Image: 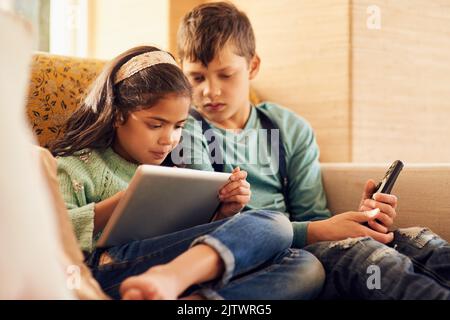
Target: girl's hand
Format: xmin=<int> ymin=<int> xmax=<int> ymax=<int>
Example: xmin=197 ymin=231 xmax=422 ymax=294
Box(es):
xmin=214 ymin=167 xmax=251 ymax=220
xmin=94 ymin=190 xmax=126 ymax=233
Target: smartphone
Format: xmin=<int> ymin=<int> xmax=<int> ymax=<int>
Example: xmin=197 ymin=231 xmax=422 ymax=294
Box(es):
xmin=371 ymin=160 xmax=404 ymax=199
xmin=364 ymin=160 xmax=404 ymax=228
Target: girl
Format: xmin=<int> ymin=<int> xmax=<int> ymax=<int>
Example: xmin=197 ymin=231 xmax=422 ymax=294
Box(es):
xmin=51 ymin=46 xmax=325 ymax=300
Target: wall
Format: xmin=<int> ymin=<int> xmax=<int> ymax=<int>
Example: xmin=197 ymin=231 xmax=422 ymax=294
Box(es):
xmin=88 ymin=0 xmax=169 ymax=59
xmin=168 ymin=0 xmax=204 ymax=56
xmin=352 ymin=0 xmax=450 ymax=163
xmin=231 ymin=0 xmax=450 ymax=163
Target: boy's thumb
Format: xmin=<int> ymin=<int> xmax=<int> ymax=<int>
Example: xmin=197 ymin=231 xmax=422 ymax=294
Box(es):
xmin=362 ymin=179 xmax=377 ymax=199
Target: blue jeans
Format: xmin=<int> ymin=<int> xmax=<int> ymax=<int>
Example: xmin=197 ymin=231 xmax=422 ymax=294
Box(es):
xmin=304 ymin=227 xmax=450 ymax=299
xmin=86 ymin=210 xmax=325 ymax=300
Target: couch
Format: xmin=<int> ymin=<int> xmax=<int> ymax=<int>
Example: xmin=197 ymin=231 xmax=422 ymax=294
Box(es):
xmin=25 ymin=52 xmax=450 ymax=241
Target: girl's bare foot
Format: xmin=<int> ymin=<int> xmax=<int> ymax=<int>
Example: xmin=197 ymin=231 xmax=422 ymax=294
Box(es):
xmin=120 ymin=244 xmax=224 ymax=300
xmin=180 ymin=294 xmax=205 ymax=300
xmin=119 ymin=265 xmax=184 ymax=300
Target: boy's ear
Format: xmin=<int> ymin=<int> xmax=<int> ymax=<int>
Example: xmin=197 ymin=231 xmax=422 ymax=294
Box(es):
xmin=248 ymin=54 xmax=261 ymax=80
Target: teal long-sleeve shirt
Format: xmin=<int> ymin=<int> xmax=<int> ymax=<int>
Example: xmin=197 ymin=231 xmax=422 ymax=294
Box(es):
xmin=179 ymin=102 xmax=331 ymax=248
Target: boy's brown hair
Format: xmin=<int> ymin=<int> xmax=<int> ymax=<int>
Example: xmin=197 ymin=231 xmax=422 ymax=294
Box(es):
xmin=177 ymin=1 xmax=256 ymax=66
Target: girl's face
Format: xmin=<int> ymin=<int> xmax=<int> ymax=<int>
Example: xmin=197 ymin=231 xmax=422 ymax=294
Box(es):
xmin=113 ymin=94 xmax=190 ymax=165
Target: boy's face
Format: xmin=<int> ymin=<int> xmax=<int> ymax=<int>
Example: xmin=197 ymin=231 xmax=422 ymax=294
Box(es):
xmin=113 ymin=94 xmax=190 ymax=165
xmin=182 ymin=43 xmax=260 ymax=128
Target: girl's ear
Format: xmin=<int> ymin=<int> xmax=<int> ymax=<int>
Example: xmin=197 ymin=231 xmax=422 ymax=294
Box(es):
xmin=249 ymin=54 xmax=261 ymax=80
xmin=114 ymin=113 xmax=125 ymax=128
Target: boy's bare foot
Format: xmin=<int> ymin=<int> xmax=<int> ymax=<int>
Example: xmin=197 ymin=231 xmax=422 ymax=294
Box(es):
xmin=120 ymin=265 xmax=184 ymax=300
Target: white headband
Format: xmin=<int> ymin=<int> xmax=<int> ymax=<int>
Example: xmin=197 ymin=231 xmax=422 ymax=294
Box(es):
xmin=114 ymin=51 xmax=178 ymax=85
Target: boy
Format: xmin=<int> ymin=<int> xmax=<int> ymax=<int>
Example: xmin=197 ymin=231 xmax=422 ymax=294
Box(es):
xmin=175 ymin=2 xmax=450 ymax=299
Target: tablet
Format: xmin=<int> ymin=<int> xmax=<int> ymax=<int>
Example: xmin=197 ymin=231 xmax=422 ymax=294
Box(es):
xmin=96 ymin=165 xmax=231 ymax=247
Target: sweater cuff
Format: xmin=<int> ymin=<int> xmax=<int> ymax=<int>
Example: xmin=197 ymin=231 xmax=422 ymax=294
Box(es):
xmin=68 ymin=202 xmax=96 ymax=253
xmin=291 ymin=221 xmax=310 ymax=248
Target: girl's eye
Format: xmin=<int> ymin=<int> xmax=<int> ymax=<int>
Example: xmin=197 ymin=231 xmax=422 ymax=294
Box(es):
xmin=220 ymin=74 xmax=232 ymax=79
xmin=147 ymin=124 xmax=162 ymax=129
xmin=176 ymin=125 xmax=184 ymax=129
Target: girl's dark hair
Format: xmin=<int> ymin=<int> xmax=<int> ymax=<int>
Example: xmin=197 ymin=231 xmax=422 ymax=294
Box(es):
xmin=49 ymin=46 xmax=192 ymax=156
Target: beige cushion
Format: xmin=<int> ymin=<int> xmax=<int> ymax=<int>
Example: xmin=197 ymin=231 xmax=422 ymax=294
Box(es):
xmin=321 ymin=163 xmax=450 ymax=241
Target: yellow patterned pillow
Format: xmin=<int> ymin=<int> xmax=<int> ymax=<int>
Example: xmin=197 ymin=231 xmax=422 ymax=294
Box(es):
xmin=26 ymin=53 xmax=105 ymax=147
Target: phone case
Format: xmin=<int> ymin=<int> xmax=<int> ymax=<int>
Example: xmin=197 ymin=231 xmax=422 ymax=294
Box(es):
xmin=373 ymin=160 xmax=404 ymax=197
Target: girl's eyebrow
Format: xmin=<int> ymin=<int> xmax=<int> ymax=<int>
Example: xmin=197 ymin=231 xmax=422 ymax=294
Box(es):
xmin=146 ymin=116 xmax=187 ymax=123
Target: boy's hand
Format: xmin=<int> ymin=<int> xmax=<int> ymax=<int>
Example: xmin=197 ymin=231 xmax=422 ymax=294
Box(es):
xmin=358 ymin=179 xmax=398 ymax=233
xmin=307 ymin=209 xmax=394 ymax=245
xmin=215 ymin=167 xmax=251 ymax=219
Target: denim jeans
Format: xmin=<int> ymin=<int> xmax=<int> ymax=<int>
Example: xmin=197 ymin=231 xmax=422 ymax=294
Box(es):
xmin=86 ymin=210 xmax=325 ymax=300
xmin=304 ymin=227 xmax=450 ymax=299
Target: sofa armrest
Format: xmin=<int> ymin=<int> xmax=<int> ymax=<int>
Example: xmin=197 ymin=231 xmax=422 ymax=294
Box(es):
xmin=320 ymin=163 xmax=450 ymax=241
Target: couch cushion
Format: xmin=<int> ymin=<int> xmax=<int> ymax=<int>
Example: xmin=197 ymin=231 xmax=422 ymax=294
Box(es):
xmin=26 ymin=53 xmax=105 ymax=147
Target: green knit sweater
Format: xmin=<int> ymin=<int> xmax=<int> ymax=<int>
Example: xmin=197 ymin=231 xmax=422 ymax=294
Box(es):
xmin=57 ymin=147 xmax=138 ymax=252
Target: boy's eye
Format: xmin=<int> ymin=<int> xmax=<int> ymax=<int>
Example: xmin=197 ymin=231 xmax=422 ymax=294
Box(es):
xmin=175 ymin=121 xmax=185 ymax=129
xmin=220 ymin=74 xmax=232 ymax=79
xmin=193 ymin=76 xmax=204 ymax=82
